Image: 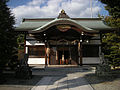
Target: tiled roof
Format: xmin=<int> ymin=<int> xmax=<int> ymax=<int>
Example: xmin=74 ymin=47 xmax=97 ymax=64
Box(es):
xmin=16 ymin=18 xmax=113 ymax=33
xmin=15 ymin=10 xmax=113 ymax=33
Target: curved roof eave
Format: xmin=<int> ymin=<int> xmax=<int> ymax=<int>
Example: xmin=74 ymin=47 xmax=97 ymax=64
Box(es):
xmin=29 ymin=18 xmax=98 ymax=33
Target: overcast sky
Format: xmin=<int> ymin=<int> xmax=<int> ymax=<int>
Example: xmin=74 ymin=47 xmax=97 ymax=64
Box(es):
xmin=7 ymin=0 xmax=109 ymax=26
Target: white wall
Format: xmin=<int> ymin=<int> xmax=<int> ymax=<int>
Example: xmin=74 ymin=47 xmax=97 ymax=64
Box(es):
xmin=28 ymin=58 xmax=45 ymax=64
xmin=28 ymin=57 xmax=100 ymax=65
xmin=26 ymin=40 xmax=45 ymax=45
xmin=83 ymin=57 xmax=100 ymax=64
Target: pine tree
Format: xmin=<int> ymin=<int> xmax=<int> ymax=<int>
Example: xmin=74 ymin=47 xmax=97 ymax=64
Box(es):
xmin=99 ymin=0 xmax=120 ymax=27
xmin=0 ymin=0 xmax=18 ymax=71
xmin=102 ymin=32 xmax=120 ymax=68
xmin=99 ymin=0 xmax=120 ymax=68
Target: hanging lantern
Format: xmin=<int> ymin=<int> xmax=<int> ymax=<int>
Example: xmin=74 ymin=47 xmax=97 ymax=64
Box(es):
xmin=80 ymin=39 xmax=82 ymax=42
xmin=44 ymin=33 xmax=46 ymax=36
xmin=86 ymin=40 xmax=89 ymax=43
xmin=81 ymin=32 xmax=84 ymax=35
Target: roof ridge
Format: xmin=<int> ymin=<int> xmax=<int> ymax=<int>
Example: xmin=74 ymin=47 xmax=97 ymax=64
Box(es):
xmin=22 ymin=18 xmax=102 ymax=22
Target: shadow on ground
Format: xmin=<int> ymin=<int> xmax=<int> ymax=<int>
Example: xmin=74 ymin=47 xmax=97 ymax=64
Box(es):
xmin=1 ymin=66 xmax=120 ymax=90
xmin=31 ymin=66 xmax=95 ymax=90
xmin=84 ymin=72 xmax=120 ymax=85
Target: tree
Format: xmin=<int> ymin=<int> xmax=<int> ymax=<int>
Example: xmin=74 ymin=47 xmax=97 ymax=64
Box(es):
xmin=99 ymin=0 xmax=120 ymax=68
xmin=99 ymin=0 xmax=120 ymax=27
xmin=102 ymin=32 xmax=120 ymax=68
xmin=0 ymin=0 xmax=18 ymax=71
xmin=17 ymin=34 xmax=24 ymax=49
xmin=100 ymin=0 xmax=120 ymax=18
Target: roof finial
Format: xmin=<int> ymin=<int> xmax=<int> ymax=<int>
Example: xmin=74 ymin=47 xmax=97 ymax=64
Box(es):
xmin=61 ymin=9 xmax=65 ymax=14
xmin=57 ymin=9 xmax=70 ymax=18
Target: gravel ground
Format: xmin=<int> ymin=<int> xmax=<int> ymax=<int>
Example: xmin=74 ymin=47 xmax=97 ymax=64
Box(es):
xmin=85 ymin=74 xmax=120 ymax=90
xmin=0 ymin=73 xmax=42 ymax=90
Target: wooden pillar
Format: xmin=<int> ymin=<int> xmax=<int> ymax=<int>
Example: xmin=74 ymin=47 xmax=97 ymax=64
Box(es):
xmin=45 ymin=42 xmax=50 ymax=66
xmin=80 ymin=42 xmax=83 ymax=66
xmin=47 ymin=54 xmax=50 ymax=65
xmin=56 ymin=50 xmax=58 ymax=64
xmin=45 ymin=43 xmax=47 ymax=66
xmin=78 ymin=42 xmax=82 ymax=66
xmin=47 ymin=44 xmax=50 ymax=65
xmin=48 ymin=53 xmax=50 ymax=65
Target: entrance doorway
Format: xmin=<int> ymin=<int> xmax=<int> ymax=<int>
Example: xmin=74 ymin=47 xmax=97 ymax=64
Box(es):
xmin=58 ymin=50 xmax=70 ymax=65
xmin=50 ymin=45 xmax=78 ymax=65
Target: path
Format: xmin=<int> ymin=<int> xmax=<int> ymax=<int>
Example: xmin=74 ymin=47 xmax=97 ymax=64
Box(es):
xmin=31 ymin=66 xmax=94 ymax=90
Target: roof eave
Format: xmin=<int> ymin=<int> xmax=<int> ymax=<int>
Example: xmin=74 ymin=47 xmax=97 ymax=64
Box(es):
xmin=29 ymin=18 xmax=99 ymax=33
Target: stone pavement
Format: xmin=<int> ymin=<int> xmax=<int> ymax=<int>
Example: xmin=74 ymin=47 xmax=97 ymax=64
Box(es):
xmin=31 ymin=66 xmax=94 ymax=90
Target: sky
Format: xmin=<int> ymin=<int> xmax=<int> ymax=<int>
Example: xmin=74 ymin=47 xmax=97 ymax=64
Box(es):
xmin=7 ymin=0 xmax=109 ymax=26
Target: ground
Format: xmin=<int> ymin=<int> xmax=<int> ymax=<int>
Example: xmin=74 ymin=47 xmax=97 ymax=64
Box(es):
xmin=85 ymin=73 xmax=120 ymax=90
xmin=0 ymin=66 xmax=120 ymax=90
xmin=0 ymin=73 xmax=42 ymax=90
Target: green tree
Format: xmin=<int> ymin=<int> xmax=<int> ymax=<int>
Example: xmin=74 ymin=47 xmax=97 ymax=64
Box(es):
xmin=17 ymin=34 xmax=24 ymax=49
xmin=0 ymin=0 xmax=18 ymax=72
xmin=99 ymin=0 xmax=120 ymax=68
xmin=102 ymin=32 xmax=120 ymax=68
xmin=99 ymin=0 xmax=120 ymax=27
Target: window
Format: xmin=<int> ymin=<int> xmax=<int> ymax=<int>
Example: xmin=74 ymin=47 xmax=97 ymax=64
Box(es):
xmin=28 ymin=46 xmax=45 ymax=58
xmin=82 ymin=45 xmax=99 ymax=57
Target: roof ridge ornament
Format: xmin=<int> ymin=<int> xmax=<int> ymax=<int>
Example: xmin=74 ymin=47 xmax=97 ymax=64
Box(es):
xmin=57 ymin=9 xmax=70 ymax=19
xmin=61 ymin=9 xmax=65 ymax=14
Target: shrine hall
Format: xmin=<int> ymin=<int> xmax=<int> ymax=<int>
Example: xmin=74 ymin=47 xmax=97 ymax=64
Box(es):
xmin=16 ymin=10 xmax=114 ymax=66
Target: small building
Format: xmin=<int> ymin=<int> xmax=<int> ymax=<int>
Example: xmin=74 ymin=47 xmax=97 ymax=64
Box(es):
xmin=16 ymin=10 xmax=113 ymax=66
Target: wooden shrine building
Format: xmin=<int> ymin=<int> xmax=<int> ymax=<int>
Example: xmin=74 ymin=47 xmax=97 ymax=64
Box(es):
xmin=16 ymin=10 xmax=114 ymax=66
